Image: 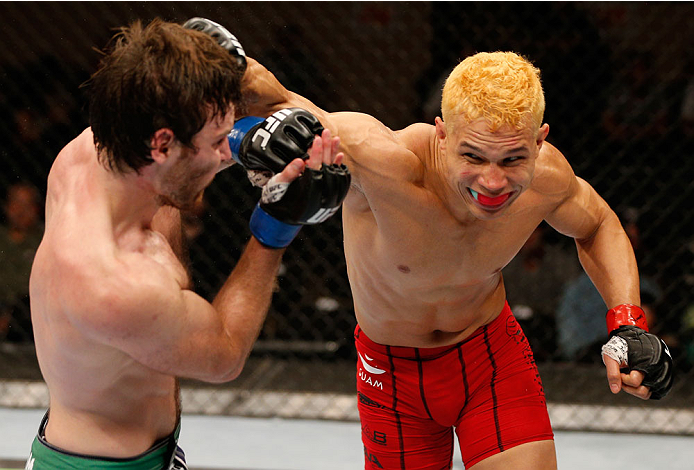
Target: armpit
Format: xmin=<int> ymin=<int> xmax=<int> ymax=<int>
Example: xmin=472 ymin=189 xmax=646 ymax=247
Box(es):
xmin=350 ymin=181 xmax=365 ymax=195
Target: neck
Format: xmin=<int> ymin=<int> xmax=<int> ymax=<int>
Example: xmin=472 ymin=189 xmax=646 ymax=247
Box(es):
xmin=426 ymin=134 xmax=457 ymax=211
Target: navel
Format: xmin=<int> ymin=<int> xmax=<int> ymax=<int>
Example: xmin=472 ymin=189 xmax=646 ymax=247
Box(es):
xmin=397 ymin=264 xmax=411 ymax=274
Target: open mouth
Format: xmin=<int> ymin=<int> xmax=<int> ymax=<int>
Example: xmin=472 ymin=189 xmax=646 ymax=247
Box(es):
xmin=469 ymin=189 xmax=512 ymax=208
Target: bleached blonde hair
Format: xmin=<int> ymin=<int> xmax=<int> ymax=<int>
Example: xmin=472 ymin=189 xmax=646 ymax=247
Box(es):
xmin=441 ymin=51 xmax=545 ymax=134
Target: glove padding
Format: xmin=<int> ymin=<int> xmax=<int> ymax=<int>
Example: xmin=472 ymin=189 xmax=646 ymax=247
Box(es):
xmin=606 ymin=325 xmax=674 ymax=400
xmin=182 ymin=17 xmax=247 ymax=72
xmin=260 ymin=163 xmax=351 ymax=225
xmin=238 ymin=108 xmax=325 ymax=173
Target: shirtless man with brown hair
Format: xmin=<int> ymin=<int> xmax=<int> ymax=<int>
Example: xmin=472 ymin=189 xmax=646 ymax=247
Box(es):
xmin=27 ymin=18 xmax=348 ymax=469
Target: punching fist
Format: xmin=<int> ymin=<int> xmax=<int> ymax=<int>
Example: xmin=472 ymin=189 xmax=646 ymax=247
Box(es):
xmin=256 ymin=163 xmax=350 ymax=221
xmin=228 ymin=108 xmax=325 ymax=176
xmin=228 ymin=109 xmax=350 ymax=248
xmin=249 ymin=137 xmax=350 ymax=248
xmin=601 ymin=304 xmax=674 ymax=400
xmin=183 ymin=17 xmax=247 ymax=72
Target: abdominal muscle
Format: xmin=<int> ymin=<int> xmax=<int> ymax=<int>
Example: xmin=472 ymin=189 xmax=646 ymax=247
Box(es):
xmin=41 ymin=347 xmax=179 ymax=458
xmin=350 ymin=264 xmax=508 ymax=348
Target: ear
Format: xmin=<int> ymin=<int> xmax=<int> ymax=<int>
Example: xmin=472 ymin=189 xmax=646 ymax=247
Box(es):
xmin=536 ymin=123 xmax=550 ymax=150
xmin=150 ymin=128 xmax=176 ymax=164
xmin=435 ymin=117 xmax=447 ymax=151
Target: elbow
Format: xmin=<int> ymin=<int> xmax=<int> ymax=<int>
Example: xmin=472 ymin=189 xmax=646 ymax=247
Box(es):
xmin=574 ymin=212 xmax=613 ymax=246
xmin=206 ymin=369 xmax=242 ymax=384
xmin=219 ymin=362 xmax=245 ymax=383
xmin=205 ymin=351 xmax=248 ymax=384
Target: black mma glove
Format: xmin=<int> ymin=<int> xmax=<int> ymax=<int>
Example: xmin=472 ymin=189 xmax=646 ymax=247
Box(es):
xmin=182 ymin=17 xmax=247 ymax=72
xmin=601 ymin=304 xmax=674 ymax=400
xmin=258 ymin=164 xmax=350 ymax=224
xmin=228 ymin=108 xmax=325 ymax=179
xmin=250 ymin=164 xmax=350 ymax=248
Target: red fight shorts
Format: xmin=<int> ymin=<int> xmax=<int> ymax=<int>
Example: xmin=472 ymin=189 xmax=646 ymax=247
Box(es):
xmin=355 ymin=302 xmax=553 ymax=469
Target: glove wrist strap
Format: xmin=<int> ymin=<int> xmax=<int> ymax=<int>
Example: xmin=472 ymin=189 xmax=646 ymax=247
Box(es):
xmin=606 ymin=304 xmax=649 ymax=333
xmin=249 ymin=204 xmax=301 ymax=249
xmin=228 ymin=116 xmax=264 ymax=164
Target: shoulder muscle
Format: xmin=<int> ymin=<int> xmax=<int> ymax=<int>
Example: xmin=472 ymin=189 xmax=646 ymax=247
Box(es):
xmin=539 ymin=144 xmax=612 ymax=239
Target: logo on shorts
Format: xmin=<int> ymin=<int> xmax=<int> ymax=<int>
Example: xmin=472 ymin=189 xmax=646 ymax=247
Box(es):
xmin=358 ymin=353 xmax=386 ymax=375
xmin=358 ymin=392 xmax=388 ymax=409
xmin=358 ymin=353 xmax=386 ymax=390
xmin=362 ymin=424 xmax=388 ymax=446
xmin=364 ymin=447 xmax=384 ymax=468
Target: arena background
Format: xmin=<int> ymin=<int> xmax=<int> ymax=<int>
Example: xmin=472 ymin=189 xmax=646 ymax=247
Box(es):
xmin=0 ymin=1 xmax=692 ymax=436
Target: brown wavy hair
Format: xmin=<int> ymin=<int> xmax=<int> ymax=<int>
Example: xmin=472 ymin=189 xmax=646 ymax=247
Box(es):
xmin=87 ymin=18 xmax=243 ymax=173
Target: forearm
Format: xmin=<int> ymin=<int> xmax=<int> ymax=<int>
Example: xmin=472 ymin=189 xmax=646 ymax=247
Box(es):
xmin=241 ymin=58 xmax=326 ymax=121
xmin=575 ymin=210 xmax=640 ymax=309
xmin=211 ymin=237 xmax=284 ymax=377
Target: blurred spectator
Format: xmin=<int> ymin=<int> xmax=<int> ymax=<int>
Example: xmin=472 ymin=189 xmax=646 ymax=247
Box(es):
xmin=0 ymin=57 xmax=87 ymax=189
xmin=665 ymin=234 xmax=694 ymax=372
xmin=555 ymin=208 xmax=667 ymax=362
xmin=502 ymin=224 xmax=582 ymax=360
xmin=0 ymin=182 xmax=43 ymax=343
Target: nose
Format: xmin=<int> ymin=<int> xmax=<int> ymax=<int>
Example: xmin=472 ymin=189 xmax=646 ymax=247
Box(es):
xmin=219 ymin=136 xmax=232 ymax=163
xmin=479 ymin=163 xmax=507 ymax=191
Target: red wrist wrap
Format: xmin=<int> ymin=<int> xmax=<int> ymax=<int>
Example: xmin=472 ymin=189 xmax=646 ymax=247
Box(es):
xmin=606 ymin=304 xmax=649 ymax=333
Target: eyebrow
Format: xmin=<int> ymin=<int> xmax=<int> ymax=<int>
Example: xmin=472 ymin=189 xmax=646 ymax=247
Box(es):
xmin=214 ymin=128 xmax=232 ymax=140
xmin=459 ymin=141 xmax=530 ymax=155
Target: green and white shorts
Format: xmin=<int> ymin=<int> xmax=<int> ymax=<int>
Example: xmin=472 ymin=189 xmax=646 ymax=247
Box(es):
xmin=26 ymin=412 xmax=187 ymax=470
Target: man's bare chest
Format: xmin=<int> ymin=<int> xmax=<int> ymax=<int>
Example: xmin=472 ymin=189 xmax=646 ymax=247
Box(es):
xmin=347 ymin=193 xmax=544 ymax=287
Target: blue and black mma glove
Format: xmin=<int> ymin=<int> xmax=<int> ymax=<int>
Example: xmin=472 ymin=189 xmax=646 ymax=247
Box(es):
xmin=228 ymin=107 xmax=325 ymax=183
xmin=601 ymin=304 xmax=674 ymax=399
xmin=228 ymin=109 xmax=351 ymax=249
xmin=183 ymin=17 xmax=247 ymax=71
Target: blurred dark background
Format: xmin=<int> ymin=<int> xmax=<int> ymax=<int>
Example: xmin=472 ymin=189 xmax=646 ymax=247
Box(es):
xmin=0 ymin=2 xmax=692 ymax=431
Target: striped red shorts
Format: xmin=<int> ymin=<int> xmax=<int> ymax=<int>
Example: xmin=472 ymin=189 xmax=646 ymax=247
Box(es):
xmin=355 ymin=302 xmax=553 ymax=469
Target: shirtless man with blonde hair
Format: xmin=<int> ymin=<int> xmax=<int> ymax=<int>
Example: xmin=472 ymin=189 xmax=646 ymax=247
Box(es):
xmin=27 ymin=18 xmax=348 ymax=469
xmin=197 ymin=18 xmax=672 ymax=469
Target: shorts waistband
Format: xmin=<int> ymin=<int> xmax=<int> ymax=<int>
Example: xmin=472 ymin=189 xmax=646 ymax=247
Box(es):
xmin=30 ymin=410 xmax=180 ymax=469
xmin=354 ymin=302 xmax=512 ymax=360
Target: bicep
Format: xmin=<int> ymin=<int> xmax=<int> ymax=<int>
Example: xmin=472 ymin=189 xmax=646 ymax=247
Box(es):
xmin=74 ymin=261 xmax=235 ymax=381
xmin=329 ymin=112 xmax=407 ymax=184
xmin=120 ymin=288 xmax=232 ymax=379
